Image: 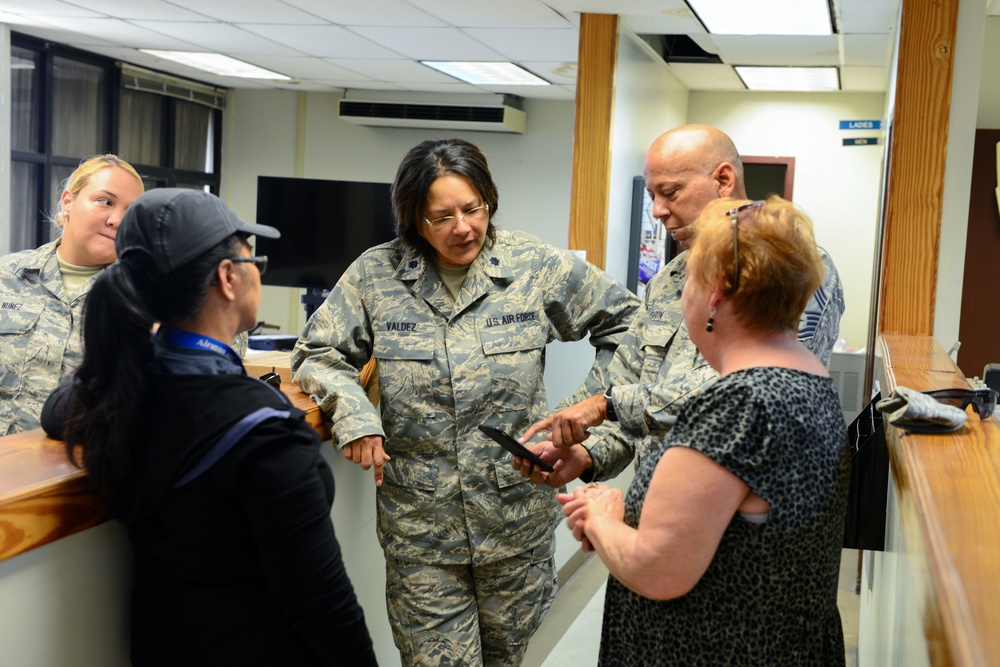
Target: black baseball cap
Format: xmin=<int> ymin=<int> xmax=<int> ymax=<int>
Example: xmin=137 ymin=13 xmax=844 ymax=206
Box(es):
xmin=116 ymin=188 xmax=280 ymax=274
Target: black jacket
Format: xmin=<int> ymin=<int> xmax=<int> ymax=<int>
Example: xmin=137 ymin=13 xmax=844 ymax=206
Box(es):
xmin=46 ymin=368 xmax=377 ymax=666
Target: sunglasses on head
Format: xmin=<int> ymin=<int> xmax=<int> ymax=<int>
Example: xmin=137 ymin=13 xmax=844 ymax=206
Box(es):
xmin=726 ymin=200 xmax=765 ymax=293
xmin=922 ymin=387 xmax=998 ymax=420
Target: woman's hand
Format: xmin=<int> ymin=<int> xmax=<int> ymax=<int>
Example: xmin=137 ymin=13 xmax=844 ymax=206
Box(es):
xmin=342 ymin=435 xmax=390 ymax=486
xmin=519 ymin=394 xmax=609 ymax=449
xmin=556 ymin=484 xmax=624 ymax=551
xmin=513 ymin=442 xmax=594 ymax=488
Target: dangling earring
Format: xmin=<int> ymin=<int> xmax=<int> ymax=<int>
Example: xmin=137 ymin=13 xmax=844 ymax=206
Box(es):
xmin=706 ymin=305 xmax=717 ymax=333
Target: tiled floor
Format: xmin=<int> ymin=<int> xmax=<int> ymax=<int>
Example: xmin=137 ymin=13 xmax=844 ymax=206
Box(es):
xmin=526 ymin=548 xmax=862 ymax=666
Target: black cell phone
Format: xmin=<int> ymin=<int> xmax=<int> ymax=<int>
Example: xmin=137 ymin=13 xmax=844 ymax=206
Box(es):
xmin=478 ymin=425 xmax=554 ymax=473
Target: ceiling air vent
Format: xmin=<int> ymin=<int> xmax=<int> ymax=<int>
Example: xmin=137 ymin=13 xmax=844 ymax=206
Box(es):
xmin=338 ymin=94 xmax=526 ymax=134
xmin=639 ymin=34 xmax=723 ymax=64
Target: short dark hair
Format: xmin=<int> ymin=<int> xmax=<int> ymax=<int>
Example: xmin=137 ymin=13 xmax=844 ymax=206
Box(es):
xmin=391 ymin=138 xmax=498 ymax=253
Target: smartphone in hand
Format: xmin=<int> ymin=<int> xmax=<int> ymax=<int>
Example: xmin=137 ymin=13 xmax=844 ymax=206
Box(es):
xmin=478 ymin=425 xmax=554 ymax=473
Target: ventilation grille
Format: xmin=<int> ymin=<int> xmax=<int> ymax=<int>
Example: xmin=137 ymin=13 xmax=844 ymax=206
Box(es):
xmin=338 ymin=98 xmax=526 ymax=133
xmin=340 ymin=101 xmax=506 ymax=124
xmin=828 ymin=352 xmax=867 ymax=424
xmin=119 ymin=63 xmax=227 ymax=110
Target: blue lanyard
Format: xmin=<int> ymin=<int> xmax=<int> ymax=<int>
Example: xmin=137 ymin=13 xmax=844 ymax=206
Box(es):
xmin=158 ymin=329 xmax=242 ymax=367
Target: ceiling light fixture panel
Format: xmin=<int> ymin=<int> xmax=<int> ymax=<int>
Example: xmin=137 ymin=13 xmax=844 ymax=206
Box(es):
xmin=421 ymin=61 xmax=550 ymax=86
xmin=141 ymin=50 xmax=290 ymax=80
xmin=735 ymin=66 xmax=840 ymax=91
xmin=686 ymin=0 xmax=834 ymax=35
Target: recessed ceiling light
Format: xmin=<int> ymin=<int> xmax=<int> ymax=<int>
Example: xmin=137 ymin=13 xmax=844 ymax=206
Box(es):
xmin=735 ymin=66 xmax=840 ymax=91
xmin=140 ymin=50 xmax=290 ymax=80
xmin=421 ymin=61 xmax=549 ymax=86
xmin=687 ymin=0 xmax=833 ymax=35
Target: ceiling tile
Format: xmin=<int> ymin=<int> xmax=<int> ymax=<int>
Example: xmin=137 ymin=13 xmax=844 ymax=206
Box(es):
xmin=1 ymin=0 xmax=103 ymax=17
xmin=712 ymin=35 xmax=840 ymax=66
xmin=129 ymin=21 xmax=302 ymax=56
xmin=408 ymin=0 xmax=570 ymax=28
xmin=348 ymin=26 xmax=506 ymax=61
xmin=545 ymin=0 xmax=692 ymax=19
xmin=153 ymin=0 xmax=328 ymax=24
xmin=463 ymin=28 xmax=579 ymax=62
xmin=282 ymin=0 xmax=445 ymax=27
xmin=520 ymin=61 xmax=578 ymax=85
xmin=238 ymin=56 xmax=375 ymax=82
xmin=237 ymin=24 xmax=401 ymax=59
xmin=25 ymin=16 xmax=209 ymax=50
xmin=48 ymin=0 xmax=208 ymax=21
xmin=622 ymin=0 xmax=708 ymax=35
xmin=345 ymin=81 xmax=484 ymax=95
xmin=838 ymin=0 xmax=900 ymax=33
xmin=326 ymin=59 xmax=459 ymax=83
xmin=842 ymin=33 xmax=892 ymax=67
xmin=478 ymin=83 xmax=575 ymax=100
xmin=5 ymin=23 xmax=120 ymax=47
xmin=666 ymin=62 xmax=745 ymax=90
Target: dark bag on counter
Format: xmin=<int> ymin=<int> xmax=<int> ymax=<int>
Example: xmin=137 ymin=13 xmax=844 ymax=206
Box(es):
xmin=842 ymin=391 xmax=889 ymax=551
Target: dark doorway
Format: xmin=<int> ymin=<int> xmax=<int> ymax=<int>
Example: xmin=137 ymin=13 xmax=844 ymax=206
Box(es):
xmin=743 ymin=156 xmax=795 ymax=200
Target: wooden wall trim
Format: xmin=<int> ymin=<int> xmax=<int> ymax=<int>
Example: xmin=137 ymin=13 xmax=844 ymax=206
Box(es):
xmin=878 ymin=0 xmax=959 ymax=334
xmin=568 ymin=13 xmax=618 ymax=270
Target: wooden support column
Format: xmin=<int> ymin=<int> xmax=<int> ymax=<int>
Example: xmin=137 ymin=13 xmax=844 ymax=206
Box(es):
xmin=568 ymin=13 xmax=618 ymax=269
xmin=878 ymin=0 xmax=959 ymax=334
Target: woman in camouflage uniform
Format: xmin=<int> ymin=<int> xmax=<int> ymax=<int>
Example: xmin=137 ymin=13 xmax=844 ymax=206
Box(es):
xmin=292 ymin=138 xmax=639 ymax=666
xmin=0 ymin=154 xmax=143 ymax=435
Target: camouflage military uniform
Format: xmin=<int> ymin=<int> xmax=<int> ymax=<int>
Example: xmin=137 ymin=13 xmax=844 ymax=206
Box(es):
xmin=292 ymin=229 xmax=638 ymax=666
xmin=0 ymin=241 xmax=100 ymax=436
xmin=588 ymin=247 xmax=846 ymax=479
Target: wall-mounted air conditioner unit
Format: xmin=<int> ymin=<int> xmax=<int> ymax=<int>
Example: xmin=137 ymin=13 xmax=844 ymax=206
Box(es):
xmin=828 ymin=351 xmax=867 ymax=425
xmin=338 ymin=92 xmax=526 ymax=134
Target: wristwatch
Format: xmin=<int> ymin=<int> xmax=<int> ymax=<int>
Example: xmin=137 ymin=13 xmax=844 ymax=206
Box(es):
xmin=604 ymin=386 xmax=619 ymax=422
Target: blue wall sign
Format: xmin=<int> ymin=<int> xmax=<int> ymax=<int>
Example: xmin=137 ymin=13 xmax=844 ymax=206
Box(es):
xmin=840 ymin=120 xmax=883 ymax=130
xmin=843 ymin=137 xmax=881 ymax=146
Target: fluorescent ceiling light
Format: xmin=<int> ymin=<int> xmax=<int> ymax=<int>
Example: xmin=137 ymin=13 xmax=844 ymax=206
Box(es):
xmin=687 ymin=0 xmax=833 ymax=35
xmin=421 ymin=61 xmax=549 ymax=86
xmin=736 ymin=66 xmax=840 ymax=92
xmin=140 ymin=50 xmax=290 ymax=80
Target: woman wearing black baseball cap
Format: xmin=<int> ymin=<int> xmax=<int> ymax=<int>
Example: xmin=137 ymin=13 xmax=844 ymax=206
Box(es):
xmin=43 ymin=189 xmax=376 ymax=666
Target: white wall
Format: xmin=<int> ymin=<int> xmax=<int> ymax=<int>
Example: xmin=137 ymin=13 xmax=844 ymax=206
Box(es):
xmin=0 ymin=523 xmax=132 ymax=666
xmin=687 ymin=92 xmax=887 ymax=351
xmin=603 ymin=26 xmax=689 ymax=286
xmin=933 ymin=0 xmax=984 ymax=353
xmin=977 ymin=18 xmax=1000 ymax=129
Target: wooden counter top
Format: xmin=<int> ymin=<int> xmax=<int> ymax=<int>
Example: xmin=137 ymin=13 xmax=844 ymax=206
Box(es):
xmin=0 ymin=383 xmax=330 ymax=563
xmin=877 ymin=333 xmax=1000 ymax=666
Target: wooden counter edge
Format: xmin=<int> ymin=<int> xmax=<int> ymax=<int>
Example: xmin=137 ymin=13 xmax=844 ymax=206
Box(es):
xmin=0 ymin=382 xmax=332 ymax=563
xmin=876 ymin=334 xmax=995 ymax=666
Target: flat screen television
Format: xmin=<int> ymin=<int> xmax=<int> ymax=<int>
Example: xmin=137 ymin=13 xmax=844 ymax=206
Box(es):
xmin=254 ymin=176 xmax=397 ymax=290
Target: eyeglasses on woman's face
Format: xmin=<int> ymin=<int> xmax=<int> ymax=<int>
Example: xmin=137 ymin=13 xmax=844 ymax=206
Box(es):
xmin=726 ymin=200 xmax=765 ymax=293
xmin=230 ymin=256 xmax=268 ymax=276
xmin=422 ymin=204 xmax=489 ymax=233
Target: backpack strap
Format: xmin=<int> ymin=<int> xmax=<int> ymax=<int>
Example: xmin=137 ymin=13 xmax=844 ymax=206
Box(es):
xmin=173 ymin=406 xmax=290 ymax=489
